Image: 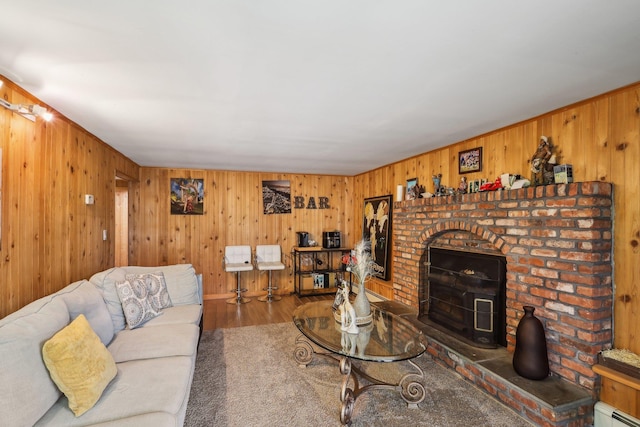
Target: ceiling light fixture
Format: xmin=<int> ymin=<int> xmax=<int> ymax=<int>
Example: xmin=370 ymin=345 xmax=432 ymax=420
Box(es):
xmin=0 ymin=97 xmax=53 ymax=122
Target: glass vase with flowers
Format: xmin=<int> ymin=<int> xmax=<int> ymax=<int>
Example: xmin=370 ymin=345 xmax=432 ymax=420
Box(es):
xmin=341 ymin=239 xmax=375 ymax=321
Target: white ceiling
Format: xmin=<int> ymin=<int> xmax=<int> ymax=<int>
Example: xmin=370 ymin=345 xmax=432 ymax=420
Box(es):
xmin=1 ymin=1 xmax=639 ymax=175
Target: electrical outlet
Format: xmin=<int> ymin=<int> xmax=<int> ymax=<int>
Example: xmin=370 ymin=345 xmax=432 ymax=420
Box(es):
xmin=85 ymin=194 xmax=95 ymax=205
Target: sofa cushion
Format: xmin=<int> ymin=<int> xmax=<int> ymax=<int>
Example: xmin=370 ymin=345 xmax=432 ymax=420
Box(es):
xmin=125 ymin=272 xmax=173 ymax=311
xmin=143 ymin=304 xmax=202 ymax=327
xmin=115 ymin=277 xmax=162 ymax=329
xmin=107 ymin=323 xmax=199 ymax=363
xmin=0 ymin=297 xmax=70 ymax=427
xmin=90 ymin=267 xmax=129 ymax=332
xmin=35 ymin=356 xmax=195 ymax=427
xmin=58 ymin=280 xmax=115 ymax=345
xmin=65 ymin=412 xmax=180 ymax=426
xmin=42 ymin=314 xmax=118 ymax=417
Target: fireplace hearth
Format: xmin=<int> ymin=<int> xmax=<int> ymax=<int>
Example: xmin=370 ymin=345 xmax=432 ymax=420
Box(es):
xmin=420 ymin=247 xmax=506 ymax=348
xmin=392 ymin=182 xmax=613 ymax=426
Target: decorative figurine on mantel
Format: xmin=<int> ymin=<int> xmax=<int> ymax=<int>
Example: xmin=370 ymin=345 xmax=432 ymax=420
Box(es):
xmin=432 ymin=174 xmax=442 ymax=194
xmin=530 ymin=136 xmax=557 ymax=185
xmin=458 ymin=176 xmax=468 ymax=194
xmin=408 ymin=183 xmax=426 ymax=199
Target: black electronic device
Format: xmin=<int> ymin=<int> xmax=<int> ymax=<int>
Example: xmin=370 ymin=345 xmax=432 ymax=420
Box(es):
xmin=322 ymin=231 xmax=341 ymax=249
xmin=296 ymin=231 xmax=309 ymax=247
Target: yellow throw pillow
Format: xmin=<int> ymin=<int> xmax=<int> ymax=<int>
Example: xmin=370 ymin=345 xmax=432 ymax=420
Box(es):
xmin=42 ymin=314 xmax=117 ymax=417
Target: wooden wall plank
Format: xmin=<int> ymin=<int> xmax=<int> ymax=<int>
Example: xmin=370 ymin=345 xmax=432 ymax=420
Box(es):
xmin=608 ymin=88 xmax=640 ymax=351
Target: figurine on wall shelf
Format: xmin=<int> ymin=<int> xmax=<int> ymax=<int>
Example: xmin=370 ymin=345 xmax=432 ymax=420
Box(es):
xmin=458 ymin=176 xmax=468 ymax=194
xmin=432 ymin=174 xmax=442 ymax=194
xmin=530 ymin=136 xmax=557 ymax=185
xmin=479 ymin=177 xmax=503 ymax=192
xmin=408 ymin=183 xmax=426 ymax=199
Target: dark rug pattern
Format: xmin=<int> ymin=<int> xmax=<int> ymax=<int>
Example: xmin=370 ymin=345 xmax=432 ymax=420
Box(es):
xmin=184 ymin=322 xmax=532 ymax=426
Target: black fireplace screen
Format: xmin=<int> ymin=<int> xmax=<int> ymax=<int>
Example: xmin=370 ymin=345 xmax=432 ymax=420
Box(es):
xmin=419 ymin=247 xmax=507 ymax=348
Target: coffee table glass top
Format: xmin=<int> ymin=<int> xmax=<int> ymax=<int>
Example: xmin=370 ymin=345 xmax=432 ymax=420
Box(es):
xmin=293 ymin=300 xmax=427 ymax=362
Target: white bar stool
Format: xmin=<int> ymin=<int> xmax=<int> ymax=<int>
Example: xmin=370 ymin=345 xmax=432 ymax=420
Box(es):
xmin=224 ymin=245 xmax=253 ymax=304
xmin=255 ymin=245 xmax=285 ymax=302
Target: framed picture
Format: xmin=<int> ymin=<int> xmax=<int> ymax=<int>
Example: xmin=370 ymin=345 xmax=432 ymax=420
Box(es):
xmin=406 ymin=177 xmax=418 ymax=200
xmin=362 ymin=195 xmax=392 ymax=280
xmin=459 ymin=147 xmax=483 ymax=174
xmin=262 ymin=180 xmax=291 ymax=214
xmin=170 ymin=178 xmax=204 ymax=215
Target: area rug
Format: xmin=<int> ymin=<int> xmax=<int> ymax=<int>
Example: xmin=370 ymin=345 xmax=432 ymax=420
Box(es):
xmin=184 ymin=322 xmax=532 ymax=426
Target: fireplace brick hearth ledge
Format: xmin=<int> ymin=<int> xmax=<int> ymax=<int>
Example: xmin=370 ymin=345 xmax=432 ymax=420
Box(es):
xmin=391 ymin=182 xmax=613 ymax=426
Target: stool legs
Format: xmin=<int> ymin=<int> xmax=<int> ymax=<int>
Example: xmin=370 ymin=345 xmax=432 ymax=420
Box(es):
xmin=258 ymin=270 xmax=281 ymax=302
xmin=227 ymin=271 xmax=251 ymax=304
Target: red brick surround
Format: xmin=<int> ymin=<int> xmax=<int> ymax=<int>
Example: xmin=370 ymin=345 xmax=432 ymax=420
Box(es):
xmin=392 ymin=182 xmax=613 ymax=392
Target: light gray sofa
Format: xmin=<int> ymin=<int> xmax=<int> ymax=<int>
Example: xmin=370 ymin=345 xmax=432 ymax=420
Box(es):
xmin=0 ymin=264 xmax=203 ymax=427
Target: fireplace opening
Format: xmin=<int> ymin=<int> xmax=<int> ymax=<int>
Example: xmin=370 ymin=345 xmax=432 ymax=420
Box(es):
xmin=419 ymin=247 xmax=507 ymax=348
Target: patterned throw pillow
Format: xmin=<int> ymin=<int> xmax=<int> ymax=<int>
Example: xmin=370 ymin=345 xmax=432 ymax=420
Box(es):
xmin=125 ymin=272 xmax=173 ymax=312
xmin=115 ymin=277 xmax=161 ymax=329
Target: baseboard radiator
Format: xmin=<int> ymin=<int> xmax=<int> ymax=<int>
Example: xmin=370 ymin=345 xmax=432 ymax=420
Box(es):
xmin=595 ymin=402 xmax=640 ymax=427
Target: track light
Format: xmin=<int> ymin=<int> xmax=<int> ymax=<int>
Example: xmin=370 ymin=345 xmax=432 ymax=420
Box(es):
xmin=0 ymin=97 xmax=52 ymax=122
xmin=0 ymin=80 xmax=52 ymax=122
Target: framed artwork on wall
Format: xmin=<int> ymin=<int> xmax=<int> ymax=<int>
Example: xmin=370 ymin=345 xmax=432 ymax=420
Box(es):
xmin=170 ymin=178 xmax=204 ymax=215
xmin=262 ymin=180 xmax=291 ymax=214
xmin=459 ymin=147 xmax=483 ymax=174
xmin=362 ymin=194 xmax=392 ymax=280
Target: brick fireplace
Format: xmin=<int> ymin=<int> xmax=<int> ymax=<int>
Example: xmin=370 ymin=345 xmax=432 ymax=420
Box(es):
xmin=392 ymin=182 xmax=613 ymax=426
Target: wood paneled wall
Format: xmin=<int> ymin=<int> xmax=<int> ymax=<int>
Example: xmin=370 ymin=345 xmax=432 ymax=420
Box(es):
xmin=352 ymin=82 xmax=640 ymax=354
xmin=0 ymin=77 xmax=139 ymax=318
xmin=131 ymin=169 xmax=354 ymax=298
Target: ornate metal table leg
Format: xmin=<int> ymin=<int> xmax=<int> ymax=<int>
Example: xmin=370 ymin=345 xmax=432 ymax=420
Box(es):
xmin=399 ymin=358 xmax=427 ymax=408
xmin=339 ymin=357 xmax=357 ymax=425
xmin=293 ymin=334 xmax=314 ymax=367
xmin=338 ymin=355 xmax=426 ymax=424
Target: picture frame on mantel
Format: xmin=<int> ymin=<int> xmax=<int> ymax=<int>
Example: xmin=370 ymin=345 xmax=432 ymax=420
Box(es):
xmin=405 ymin=177 xmax=418 ymax=200
xmin=459 ymin=147 xmax=483 ymax=174
xmin=362 ymin=195 xmax=392 ymax=281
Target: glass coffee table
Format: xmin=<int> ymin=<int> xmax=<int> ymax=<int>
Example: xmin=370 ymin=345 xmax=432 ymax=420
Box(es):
xmin=293 ymin=300 xmax=427 ymax=425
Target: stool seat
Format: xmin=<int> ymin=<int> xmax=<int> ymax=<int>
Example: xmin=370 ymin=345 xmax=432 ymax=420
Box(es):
xmin=225 ymin=245 xmax=253 ymax=304
xmin=226 ymin=262 xmax=254 ymax=272
xmin=255 ymin=245 xmax=284 ymax=302
xmin=256 ymin=262 xmax=285 ymax=271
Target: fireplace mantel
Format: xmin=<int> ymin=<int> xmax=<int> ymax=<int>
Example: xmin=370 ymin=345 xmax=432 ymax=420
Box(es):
xmin=392 ymin=182 xmax=613 ymax=397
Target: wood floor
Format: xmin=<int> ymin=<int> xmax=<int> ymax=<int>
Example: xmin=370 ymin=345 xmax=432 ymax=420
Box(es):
xmin=202 ymin=294 xmax=333 ymax=330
